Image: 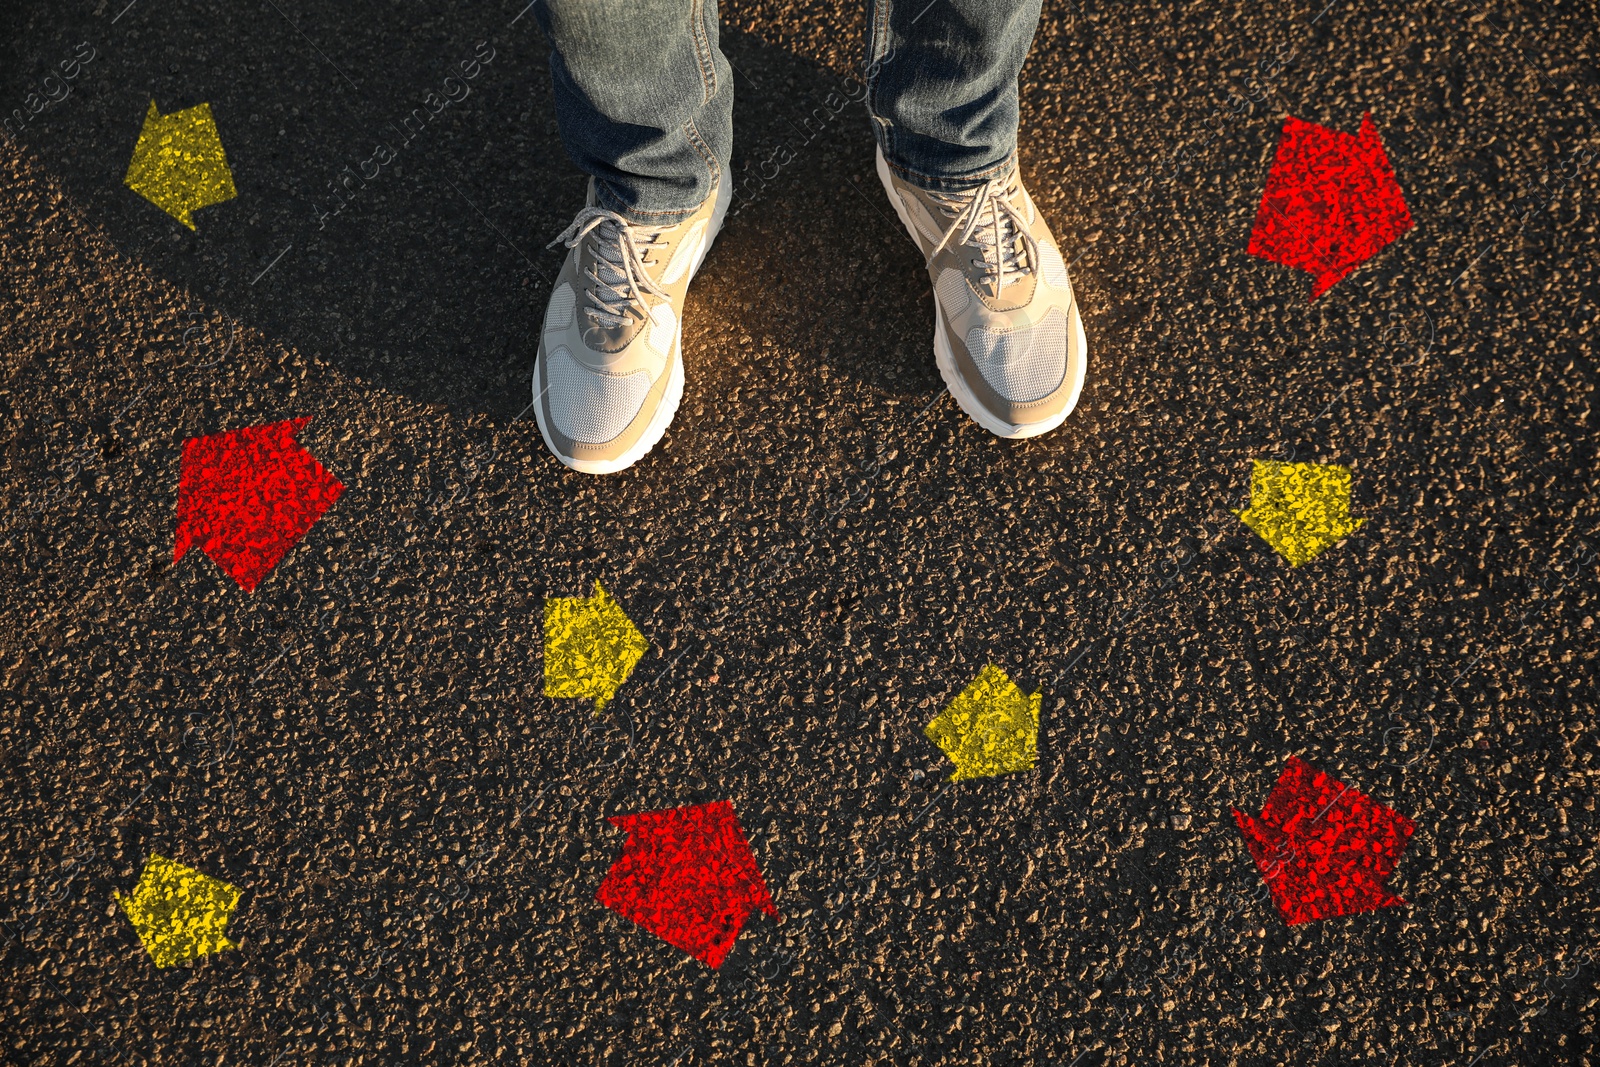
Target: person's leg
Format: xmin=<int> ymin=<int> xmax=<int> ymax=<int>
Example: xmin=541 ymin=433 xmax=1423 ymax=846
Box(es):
xmin=864 ymin=0 xmax=1089 ymax=439
xmin=863 ymin=0 xmax=1042 ymax=191
xmin=531 ymin=0 xmax=737 ymax=474
xmin=536 ymin=0 xmax=733 ymax=223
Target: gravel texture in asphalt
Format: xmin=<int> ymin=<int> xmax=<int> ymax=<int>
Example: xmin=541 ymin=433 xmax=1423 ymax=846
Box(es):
xmin=3 ymin=1 xmax=1599 ymax=1064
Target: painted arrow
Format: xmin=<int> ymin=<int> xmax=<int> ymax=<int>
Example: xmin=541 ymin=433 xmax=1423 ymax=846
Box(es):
xmin=596 ymin=800 xmax=778 ymax=968
xmin=1233 ymin=459 xmax=1365 ymax=567
xmin=173 ymin=417 xmax=344 ymax=592
xmin=924 ymin=664 xmax=1040 ymax=782
xmin=544 ymin=580 xmax=648 ymax=713
xmin=1247 ymin=112 xmax=1412 ymax=300
xmin=117 ymin=854 xmax=241 ymax=967
xmin=1232 ymin=756 xmax=1415 ymax=925
xmin=125 ymin=100 xmax=237 ymax=231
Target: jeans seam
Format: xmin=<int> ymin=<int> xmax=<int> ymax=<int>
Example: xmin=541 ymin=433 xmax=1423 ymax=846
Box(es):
xmin=594 ymin=121 xmax=718 ymax=226
xmin=690 ymin=0 xmax=717 ymax=106
xmin=866 ymin=0 xmax=894 ymax=160
xmin=684 ymin=116 xmax=720 ymax=187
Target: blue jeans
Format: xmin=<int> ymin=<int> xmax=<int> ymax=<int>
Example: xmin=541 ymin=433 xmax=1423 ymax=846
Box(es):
xmin=534 ymin=0 xmax=1044 ymax=224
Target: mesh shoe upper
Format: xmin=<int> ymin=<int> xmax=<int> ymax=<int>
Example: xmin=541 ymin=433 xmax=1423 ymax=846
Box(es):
xmin=919 ymin=172 xmax=1067 ymax=406
xmin=965 ymin=306 xmax=1069 ymax=404
xmin=543 ymin=343 xmax=652 ymax=444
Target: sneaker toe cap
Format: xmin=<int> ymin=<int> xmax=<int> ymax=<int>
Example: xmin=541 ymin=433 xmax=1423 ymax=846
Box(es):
xmin=543 ymin=345 xmax=654 ymax=444
xmin=965 ymin=306 xmax=1069 ymax=404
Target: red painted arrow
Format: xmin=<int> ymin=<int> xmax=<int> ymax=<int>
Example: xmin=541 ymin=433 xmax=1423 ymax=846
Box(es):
xmin=1247 ymin=112 xmax=1413 ymax=300
xmin=173 ymin=417 xmax=344 ymax=592
xmin=1233 ymin=756 xmax=1414 ymax=925
xmin=596 ymin=800 xmax=778 ymax=968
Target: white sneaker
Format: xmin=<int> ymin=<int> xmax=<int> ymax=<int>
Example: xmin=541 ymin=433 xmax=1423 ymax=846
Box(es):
xmin=876 ymin=147 xmax=1088 ymax=438
xmin=534 ymin=178 xmax=731 ymax=473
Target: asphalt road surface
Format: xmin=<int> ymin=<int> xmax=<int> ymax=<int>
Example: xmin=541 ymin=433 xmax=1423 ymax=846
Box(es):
xmin=3 ymin=1 xmax=1599 ymax=1065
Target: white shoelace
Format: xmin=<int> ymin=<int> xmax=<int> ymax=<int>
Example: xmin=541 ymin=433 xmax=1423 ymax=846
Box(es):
xmin=548 ymin=208 xmax=669 ymax=329
xmin=927 ymin=176 xmax=1040 ymax=299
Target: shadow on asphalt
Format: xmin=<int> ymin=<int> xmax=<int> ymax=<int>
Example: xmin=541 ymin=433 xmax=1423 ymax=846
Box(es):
xmin=3 ymin=15 xmax=934 ymax=425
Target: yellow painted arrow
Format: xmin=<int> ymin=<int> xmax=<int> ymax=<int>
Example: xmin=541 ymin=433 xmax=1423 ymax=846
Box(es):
xmin=115 ymin=854 xmax=240 ymax=968
xmin=125 ymin=100 xmax=237 ymax=230
xmin=1234 ymin=459 xmax=1366 ymax=567
xmin=924 ymin=664 xmax=1040 ymax=782
xmin=544 ymin=580 xmax=648 ymax=713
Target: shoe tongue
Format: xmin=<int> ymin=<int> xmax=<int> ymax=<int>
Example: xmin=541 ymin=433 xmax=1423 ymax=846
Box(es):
xmin=582 ymin=218 xmax=668 ymax=330
xmin=591 ymin=219 xmax=626 ymax=263
xmin=954 ymin=189 xmax=1029 ymax=280
xmin=589 ymin=221 xmax=642 ymax=297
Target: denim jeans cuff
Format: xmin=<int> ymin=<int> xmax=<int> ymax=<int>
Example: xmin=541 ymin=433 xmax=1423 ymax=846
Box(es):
xmin=880 ymin=150 xmax=1019 ymax=194
xmin=592 ymin=181 xmax=705 ymax=228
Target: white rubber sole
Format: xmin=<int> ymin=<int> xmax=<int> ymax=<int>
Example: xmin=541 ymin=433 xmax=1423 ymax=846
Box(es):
xmin=874 ymin=146 xmax=1088 ymax=440
xmin=534 ymin=176 xmax=732 ymax=475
